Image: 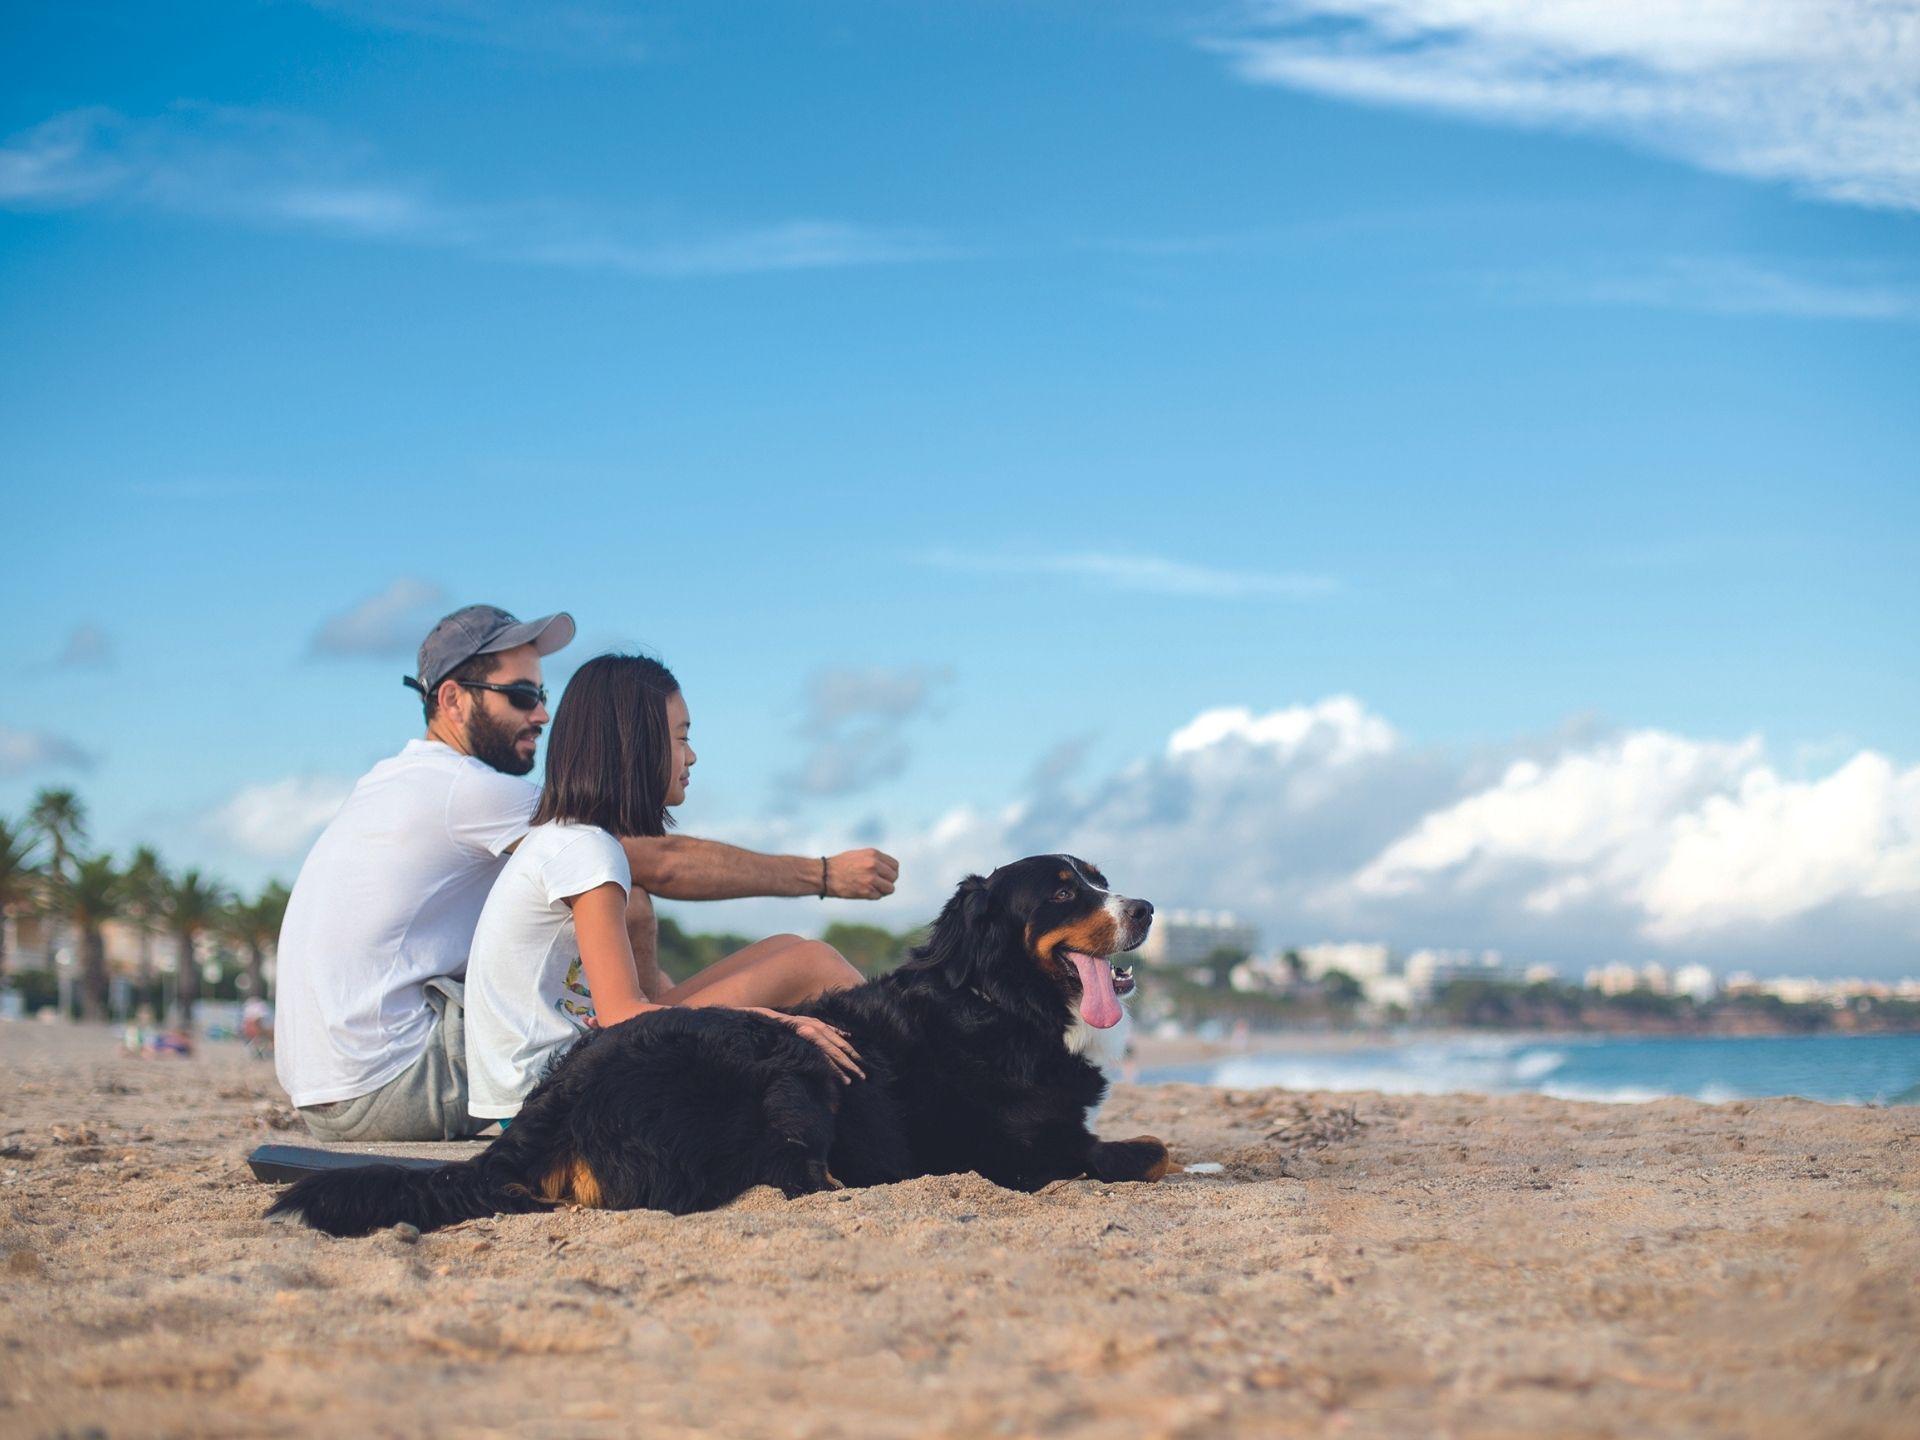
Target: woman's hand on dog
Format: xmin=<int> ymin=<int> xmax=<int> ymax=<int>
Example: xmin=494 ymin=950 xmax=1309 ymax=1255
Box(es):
xmin=740 ymin=1009 xmax=866 ymax=1083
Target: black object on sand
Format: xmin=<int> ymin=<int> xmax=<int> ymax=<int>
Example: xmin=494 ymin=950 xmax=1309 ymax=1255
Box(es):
xmin=247 ymin=1143 xmax=461 ymax=1185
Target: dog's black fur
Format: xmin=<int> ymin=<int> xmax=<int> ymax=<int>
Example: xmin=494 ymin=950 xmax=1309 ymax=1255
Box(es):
xmin=267 ymin=855 xmax=1167 ymax=1236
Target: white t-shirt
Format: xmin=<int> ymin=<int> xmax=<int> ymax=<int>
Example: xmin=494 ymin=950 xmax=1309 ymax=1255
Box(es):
xmin=463 ymin=821 xmax=632 ymax=1119
xmin=274 ymin=739 xmax=539 ymax=1107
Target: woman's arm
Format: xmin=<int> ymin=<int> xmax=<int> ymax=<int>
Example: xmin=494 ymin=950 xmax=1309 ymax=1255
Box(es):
xmin=566 ymin=882 xmax=659 ymax=1028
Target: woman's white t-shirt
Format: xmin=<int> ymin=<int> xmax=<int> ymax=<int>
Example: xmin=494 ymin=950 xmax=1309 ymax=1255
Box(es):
xmin=464 ymin=821 xmax=630 ymax=1119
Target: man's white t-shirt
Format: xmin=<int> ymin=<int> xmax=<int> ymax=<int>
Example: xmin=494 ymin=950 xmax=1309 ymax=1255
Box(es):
xmin=274 ymin=739 xmax=539 ymax=1107
xmin=464 ymin=821 xmax=631 ymax=1119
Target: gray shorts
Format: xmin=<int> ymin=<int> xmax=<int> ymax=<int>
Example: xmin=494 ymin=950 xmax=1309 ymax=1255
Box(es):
xmin=298 ymin=976 xmax=492 ymax=1143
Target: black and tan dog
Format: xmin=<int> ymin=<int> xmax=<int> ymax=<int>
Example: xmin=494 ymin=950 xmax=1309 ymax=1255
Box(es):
xmin=267 ymin=855 xmax=1169 ymax=1236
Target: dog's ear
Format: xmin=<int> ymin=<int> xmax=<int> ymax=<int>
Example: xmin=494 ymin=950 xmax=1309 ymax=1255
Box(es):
xmin=900 ymin=873 xmax=998 ymax=987
xmin=952 ymin=873 xmax=992 ymax=927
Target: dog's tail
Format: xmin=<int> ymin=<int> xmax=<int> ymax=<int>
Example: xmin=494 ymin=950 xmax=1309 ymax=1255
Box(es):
xmin=264 ymin=1103 xmax=567 ymax=1238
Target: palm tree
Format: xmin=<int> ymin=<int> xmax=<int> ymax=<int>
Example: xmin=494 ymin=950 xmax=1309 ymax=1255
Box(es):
xmin=27 ymin=788 xmax=86 ymax=879
xmin=121 ymin=846 xmax=167 ymax=1006
xmin=162 ymin=869 xmax=227 ymax=1029
xmin=27 ymin=789 xmax=86 ymax=968
xmin=0 ymin=820 xmax=43 ymax=978
xmin=224 ymin=880 xmax=290 ymax=1004
xmin=49 ymin=855 xmax=125 ymax=1022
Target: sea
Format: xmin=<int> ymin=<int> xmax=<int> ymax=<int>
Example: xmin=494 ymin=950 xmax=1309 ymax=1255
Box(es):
xmin=1142 ymin=1032 xmax=1920 ymax=1107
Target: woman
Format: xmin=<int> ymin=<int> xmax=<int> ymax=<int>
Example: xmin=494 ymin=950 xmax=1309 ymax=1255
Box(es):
xmin=463 ymin=654 xmax=864 ymax=1125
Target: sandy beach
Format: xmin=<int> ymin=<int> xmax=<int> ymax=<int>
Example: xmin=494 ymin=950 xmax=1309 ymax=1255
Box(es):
xmin=1 ymin=1023 xmax=1914 ymax=1439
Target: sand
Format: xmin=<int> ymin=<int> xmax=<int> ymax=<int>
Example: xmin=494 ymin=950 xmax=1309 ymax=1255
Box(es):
xmin=1 ymin=1022 xmax=1915 ymax=1440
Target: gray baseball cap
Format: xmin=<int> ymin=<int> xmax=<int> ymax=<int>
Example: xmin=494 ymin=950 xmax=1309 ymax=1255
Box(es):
xmin=403 ymin=604 xmax=576 ymax=697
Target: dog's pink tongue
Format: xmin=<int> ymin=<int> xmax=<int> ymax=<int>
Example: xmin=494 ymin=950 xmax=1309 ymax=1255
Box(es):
xmin=1066 ymin=951 xmax=1123 ymax=1030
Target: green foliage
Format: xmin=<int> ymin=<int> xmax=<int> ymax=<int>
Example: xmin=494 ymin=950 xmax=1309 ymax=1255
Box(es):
xmin=1710 ymin=990 xmax=1828 ymax=1033
xmin=1606 ymin=987 xmax=1685 ymax=1018
xmin=652 ymin=915 xmax=925 ymax=986
xmin=1433 ymin=977 xmax=1586 ymax=1028
xmin=0 ymin=819 xmax=44 ymax=925
xmin=653 ymin=915 xmax=758 ymax=986
xmin=224 ymin=880 xmax=291 ymax=950
xmin=1203 ymin=944 xmax=1250 ymax=991
xmin=163 ymin=869 xmax=228 ymax=935
xmin=27 ymin=788 xmax=87 ymax=877
xmin=6 ymin=968 xmax=61 ymax=1014
xmin=821 ymin=921 xmax=917 ymax=977
xmin=1318 ymin=968 xmax=1365 ymax=1007
xmin=1139 ymin=963 xmax=1315 ymax=1029
xmin=51 ymin=854 xmax=127 ymax=927
xmin=120 ymin=846 xmax=167 ymax=927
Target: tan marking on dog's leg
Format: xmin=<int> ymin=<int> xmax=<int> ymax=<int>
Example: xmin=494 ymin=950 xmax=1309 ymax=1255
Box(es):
xmin=567 ymin=1158 xmax=605 ymax=1208
xmin=538 ymin=1156 xmax=606 ymax=1208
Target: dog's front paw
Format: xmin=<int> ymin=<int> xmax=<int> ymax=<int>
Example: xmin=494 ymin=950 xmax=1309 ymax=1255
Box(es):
xmin=1088 ymin=1135 xmax=1174 ymax=1184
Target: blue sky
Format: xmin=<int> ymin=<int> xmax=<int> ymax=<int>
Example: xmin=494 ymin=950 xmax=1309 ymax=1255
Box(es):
xmin=5 ymin=1 xmax=1918 ymax=973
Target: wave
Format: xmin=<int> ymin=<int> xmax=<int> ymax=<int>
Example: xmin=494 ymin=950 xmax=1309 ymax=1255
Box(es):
xmin=1206 ymin=1039 xmax=1575 ymax=1099
xmin=1166 ymin=1033 xmax=1920 ymax=1106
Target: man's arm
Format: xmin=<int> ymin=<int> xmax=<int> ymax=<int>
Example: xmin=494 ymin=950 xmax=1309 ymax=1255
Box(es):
xmin=617 ymin=835 xmax=898 ymax=902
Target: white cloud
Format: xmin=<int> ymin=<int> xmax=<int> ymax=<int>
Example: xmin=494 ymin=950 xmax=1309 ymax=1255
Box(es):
xmin=688 ymin=698 xmax=1920 ymax=975
xmin=0 ymin=726 xmax=97 ymax=776
xmin=1642 ymin=752 xmax=1920 ymax=939
xmin=921 ymin=548 xmax=1338 ymax=600
xmin=310 ymin=578 xmax=448 ymax=658
xmin=0 ymin=106 xmax=955 ymax=278
xmin=1351 ymin=730 xmax=1762 ymax=902
xmin=206 ymin=776 xmax=355 ymax=859
xmin=1212 ymin=2 xmax=1920 ymax=210
xmin=1169 ymin=696 xmax=1395 ymax=763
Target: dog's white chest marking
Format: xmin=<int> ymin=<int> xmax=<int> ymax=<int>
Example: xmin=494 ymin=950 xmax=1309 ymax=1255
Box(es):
xmin=1066 ymin=1005 xmax=1131 ymax=1128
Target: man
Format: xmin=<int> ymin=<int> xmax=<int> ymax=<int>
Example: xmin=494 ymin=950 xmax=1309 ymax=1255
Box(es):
xmin=274 ymin=603 xmax=899 ymax=1142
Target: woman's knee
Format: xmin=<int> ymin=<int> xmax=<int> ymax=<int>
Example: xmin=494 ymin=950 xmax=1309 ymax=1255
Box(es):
xmin=793 ymin=939 xmax=861 ymax=989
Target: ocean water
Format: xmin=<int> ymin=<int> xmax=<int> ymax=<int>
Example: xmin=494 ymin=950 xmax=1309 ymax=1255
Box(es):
xmin=1142 ymin=1032 xmax=1920 ymax=1106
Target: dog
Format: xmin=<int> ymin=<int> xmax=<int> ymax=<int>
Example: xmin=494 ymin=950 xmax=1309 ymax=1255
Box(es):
xmin=267 ymin=855 xmax=1171 ymax=1236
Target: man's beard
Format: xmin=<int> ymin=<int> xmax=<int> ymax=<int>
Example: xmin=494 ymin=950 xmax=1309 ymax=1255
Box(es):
xmin=466 ymin=705 xmax=538 ymax=776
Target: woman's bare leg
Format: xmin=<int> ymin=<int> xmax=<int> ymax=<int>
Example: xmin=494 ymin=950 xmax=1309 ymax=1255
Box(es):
xmin=657 ymin=934 xmax=861 ymax=1010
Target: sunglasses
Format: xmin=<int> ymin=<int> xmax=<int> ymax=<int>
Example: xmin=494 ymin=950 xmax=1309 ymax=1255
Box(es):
xmin=460 ymin=680 xmax=549 ymax=712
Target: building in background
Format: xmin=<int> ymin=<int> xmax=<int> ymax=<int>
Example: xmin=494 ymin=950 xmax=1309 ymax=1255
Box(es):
xmin=1135 ymin=909 xmax=1261 ymax=969
xmin=1297 ymin=942 xmax=1393 ymax=983
xmin=1405 ymin=948 xmax=1518 ymax=1002
xmin=1585 ymin=961 xmax=1643 ymax=996
xmin=1673 ymin=964 xmax=1718 ymax=1002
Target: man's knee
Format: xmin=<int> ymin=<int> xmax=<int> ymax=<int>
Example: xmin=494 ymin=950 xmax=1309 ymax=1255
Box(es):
xmin=626 ymin=887 xmax=656 ymax=926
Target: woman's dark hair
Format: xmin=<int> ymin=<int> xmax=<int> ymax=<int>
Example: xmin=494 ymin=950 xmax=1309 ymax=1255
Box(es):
xmin=532 ymin=654 xmax=681 ymax=837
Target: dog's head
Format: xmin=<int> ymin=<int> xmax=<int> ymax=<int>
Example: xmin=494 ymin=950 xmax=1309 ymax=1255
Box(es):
xmin=903 ymin=855 xmax=1152 ymax=1032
